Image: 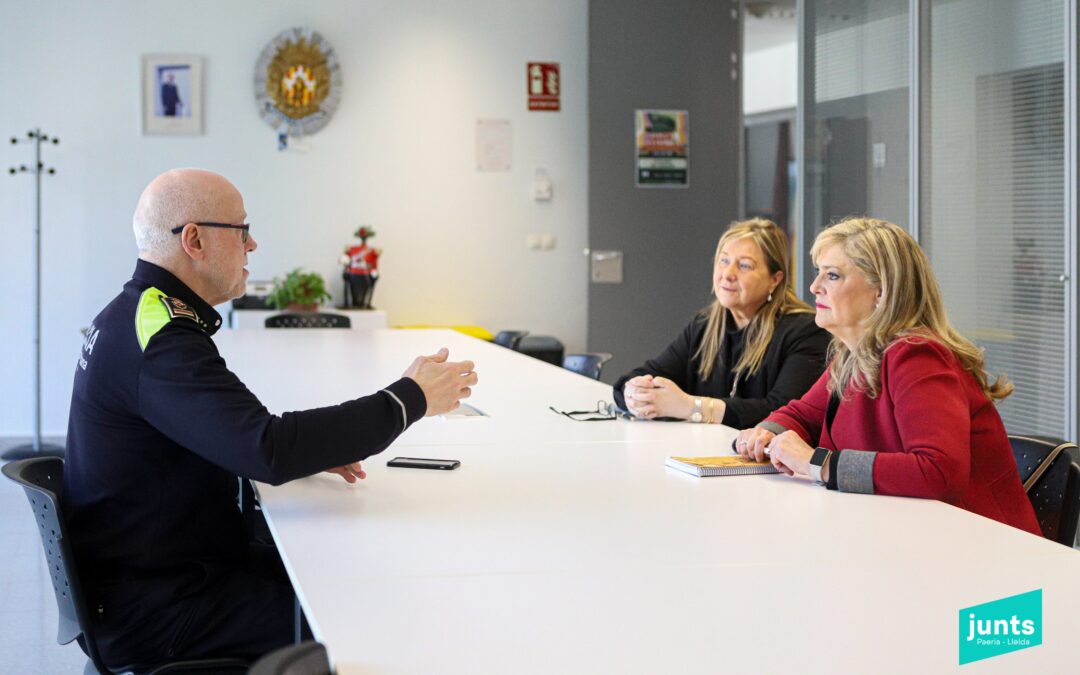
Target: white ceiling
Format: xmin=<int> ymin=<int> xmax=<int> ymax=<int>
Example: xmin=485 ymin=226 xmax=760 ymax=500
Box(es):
xmin=745 ymin=13 xmax=797 ymax=54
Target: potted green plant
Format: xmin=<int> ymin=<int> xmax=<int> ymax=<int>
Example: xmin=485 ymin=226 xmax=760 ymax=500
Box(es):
xmin=266 ymin=268 xmax=333 ymax=311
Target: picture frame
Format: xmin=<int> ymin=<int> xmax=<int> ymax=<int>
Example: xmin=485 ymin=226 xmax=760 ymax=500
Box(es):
xmin=142 ymin=54 xmax=203 ymax=135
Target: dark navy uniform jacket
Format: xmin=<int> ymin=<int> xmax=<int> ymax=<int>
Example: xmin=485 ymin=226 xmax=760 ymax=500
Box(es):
xmin=63 ymin=259 xmax=426 ymax=587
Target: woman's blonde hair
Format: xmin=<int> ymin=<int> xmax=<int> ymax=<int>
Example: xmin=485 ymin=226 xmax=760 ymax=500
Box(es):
xmin=694 ymin=218 xmax=813 ymax=381
xmin=811 ymin=217 xmax=1011 ymax=401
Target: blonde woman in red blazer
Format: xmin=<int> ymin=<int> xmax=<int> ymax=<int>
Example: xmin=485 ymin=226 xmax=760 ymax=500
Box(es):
xmin=734 ymin=217 xmax=1040 ymax=535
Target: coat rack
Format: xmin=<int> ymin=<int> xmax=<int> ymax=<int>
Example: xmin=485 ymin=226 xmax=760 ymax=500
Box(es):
xmin=3 ymin=128 xmax=64 ymax=460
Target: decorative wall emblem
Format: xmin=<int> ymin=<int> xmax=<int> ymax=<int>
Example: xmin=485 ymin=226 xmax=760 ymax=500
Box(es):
xmin=254 ymin=27 xmax=342 ymax=136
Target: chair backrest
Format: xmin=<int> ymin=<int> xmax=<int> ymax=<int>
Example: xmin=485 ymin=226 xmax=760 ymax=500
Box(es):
xmin=1009 ymin=435 xmax=1080 ymax=546
xmin=562 ymin=352 xmax=614 ymax=381
xmin=248 ymin=641 xmax=331 ymax=675
xmin=1 ymin=457 xmax=110 ymax=671
xmin=2 ymin=458 xmax=253 ymax=675
xmin=494 ymin=330 xmax=529 ymax=350
xmin=265 ymin=313 xmax=351 ymax=329
xmin=517 ymin=335 xmax=565 ymax=366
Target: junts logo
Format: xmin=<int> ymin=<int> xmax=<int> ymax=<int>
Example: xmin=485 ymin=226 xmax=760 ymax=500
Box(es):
xmin=959 ymin=589 xmax=1042 ymax=665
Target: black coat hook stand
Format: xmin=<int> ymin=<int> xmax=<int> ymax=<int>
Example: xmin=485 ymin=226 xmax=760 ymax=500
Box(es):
xmin=3 ymin=128 xmax=64 ymax=460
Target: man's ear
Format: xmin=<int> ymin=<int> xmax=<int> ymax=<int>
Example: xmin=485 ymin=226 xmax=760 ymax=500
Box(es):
xmin=178 ymin=223 xmax=207 ymax=260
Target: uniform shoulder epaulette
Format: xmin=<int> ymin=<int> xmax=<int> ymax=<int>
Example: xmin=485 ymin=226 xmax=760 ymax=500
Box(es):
xmin=136 ymin=287 xmax=207 ymax=350
xmin=159 ymin=295 xmax=202 ymax=325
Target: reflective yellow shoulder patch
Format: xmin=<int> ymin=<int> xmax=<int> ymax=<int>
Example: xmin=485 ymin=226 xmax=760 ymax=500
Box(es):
xmin=136 ymin=287 xmax=205 ymax=349
xmin=135 ymin=286 xmax=170 ymax=351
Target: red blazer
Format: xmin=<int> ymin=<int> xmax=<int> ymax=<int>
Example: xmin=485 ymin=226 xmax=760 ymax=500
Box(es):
xmin=763 ymin=337 xmax=1041 ymax=536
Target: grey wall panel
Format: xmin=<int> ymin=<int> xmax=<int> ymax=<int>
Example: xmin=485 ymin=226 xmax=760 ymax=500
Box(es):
xmin=588 ymin=0 xmax=742 ymax=386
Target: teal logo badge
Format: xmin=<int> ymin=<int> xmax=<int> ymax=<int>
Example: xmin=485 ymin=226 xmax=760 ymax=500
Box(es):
xmin=959 ymin=589 xmax=1042 ymax=665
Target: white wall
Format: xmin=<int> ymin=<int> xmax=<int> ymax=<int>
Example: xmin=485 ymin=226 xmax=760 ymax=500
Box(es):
xmin=743 ymin=41 xmax=797 ymax=115
xmin=743 ymin=14 xmax=796 ymax=116
xmin=0 ymin=0 xmax=588 ymax=436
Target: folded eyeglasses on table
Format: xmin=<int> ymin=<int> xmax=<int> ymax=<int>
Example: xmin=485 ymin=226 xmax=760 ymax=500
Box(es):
xmin=549 ymin=400 xmax=634 ymax=421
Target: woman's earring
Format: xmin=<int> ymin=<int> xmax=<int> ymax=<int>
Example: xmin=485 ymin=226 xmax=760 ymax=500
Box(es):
xmin=767 ymin=291 xmax=773 ymax=302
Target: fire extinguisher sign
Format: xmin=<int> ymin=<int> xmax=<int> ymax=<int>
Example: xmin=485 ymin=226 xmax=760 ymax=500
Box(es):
xmin=527 ymin=63 xmax=560 ymax=112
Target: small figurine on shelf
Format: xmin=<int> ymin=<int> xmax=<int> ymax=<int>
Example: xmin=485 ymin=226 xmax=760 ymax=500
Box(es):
xmin=340 ymin=226 xmax=381 ymax=309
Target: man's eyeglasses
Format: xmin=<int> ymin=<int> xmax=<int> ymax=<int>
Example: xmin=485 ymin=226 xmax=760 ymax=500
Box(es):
xmin=171 ymin=222 xmax=251 ymax=243
xmin=549 ymin=400 xmax=633 ymax=422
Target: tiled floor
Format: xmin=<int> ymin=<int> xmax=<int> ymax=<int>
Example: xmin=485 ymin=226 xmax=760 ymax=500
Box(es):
xmin=1 ymin=437 xmax=90 ymax=674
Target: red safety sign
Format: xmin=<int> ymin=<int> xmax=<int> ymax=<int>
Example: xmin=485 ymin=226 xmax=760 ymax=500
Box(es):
xmin=527 ymin=63 xmax=560 ymax=112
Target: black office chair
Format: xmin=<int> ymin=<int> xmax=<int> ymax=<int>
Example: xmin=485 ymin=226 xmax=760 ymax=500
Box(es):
xmin=265 ymin=313 xmax=351 ymax=329
xmin=1009 ymin=435 xmax=1080 ymax=546
xmin=248 ymin=641 xmax=330 ymax=675
xmin=1 ymin=457 xmax=249 ymax=675
xmin=517 ymin=336 xmax=565 ymax=366
xmin=493 ymin=330 xmax=528 ymax=350
xmin=562 ymin=352 xmax=613 ymax=381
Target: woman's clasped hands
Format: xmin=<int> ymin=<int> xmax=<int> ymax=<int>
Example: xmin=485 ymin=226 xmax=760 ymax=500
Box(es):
xmin=622 ymin=374 xmax=694 ymax=420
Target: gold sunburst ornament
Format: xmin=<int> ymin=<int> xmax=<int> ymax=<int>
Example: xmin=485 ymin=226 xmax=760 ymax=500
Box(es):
xmin=255 ymin=27 xmax=341 ymax=136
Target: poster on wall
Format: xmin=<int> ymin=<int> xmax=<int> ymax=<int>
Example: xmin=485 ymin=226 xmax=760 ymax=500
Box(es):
xmin=476 ymin=119 xmax=512 ymax=171
xmin=635 ymin=109 xmax=689 ymax=188
xmin=143 ymin=55 xmax=203 ymax=135
xmin=527 ymin=63 xmax=560 ymax=111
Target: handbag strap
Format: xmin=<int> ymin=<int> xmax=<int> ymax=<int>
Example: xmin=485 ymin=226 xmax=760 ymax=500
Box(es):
xmin=1023 ymin=442 xmax=1075 ymax=493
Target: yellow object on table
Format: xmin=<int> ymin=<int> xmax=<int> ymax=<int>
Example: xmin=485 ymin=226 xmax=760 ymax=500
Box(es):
xmin=393 ymin=325 xmax=495 ymax=341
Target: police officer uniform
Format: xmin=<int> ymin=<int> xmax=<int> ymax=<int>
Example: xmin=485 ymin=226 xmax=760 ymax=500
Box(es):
xmin=63 ymin=259 xmax=426 ymax=668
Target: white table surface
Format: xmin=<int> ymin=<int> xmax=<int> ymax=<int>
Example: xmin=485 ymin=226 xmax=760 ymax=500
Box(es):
xmin=213 ymin=329 xmax=732 ymax=447
xmin=212 ymin=330 xmax=1080 ymax=674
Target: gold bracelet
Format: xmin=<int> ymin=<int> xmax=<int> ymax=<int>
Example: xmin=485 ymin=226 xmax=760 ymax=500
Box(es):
xmin=706 ymin=397 xmax=715 ymax=424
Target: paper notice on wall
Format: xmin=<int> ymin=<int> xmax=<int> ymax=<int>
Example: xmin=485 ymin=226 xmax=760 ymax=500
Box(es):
xmin=635 ymin=110 xmax=689 ymax=188
xmin=476 ymin=119 xmax=512 ymax=171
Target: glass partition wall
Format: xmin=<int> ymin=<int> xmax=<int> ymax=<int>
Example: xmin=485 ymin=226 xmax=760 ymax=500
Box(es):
xmin=920 ymin=0 xmax=1067 ymax=437
xmin=799 ymin=0 xmax=911 ymax=293
xmin=800 ymin=0 xmax=1075 ymax=439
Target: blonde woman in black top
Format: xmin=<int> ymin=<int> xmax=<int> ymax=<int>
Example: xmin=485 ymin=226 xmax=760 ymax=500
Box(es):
xmin=613 ymin=219 xmax=829 ymax=428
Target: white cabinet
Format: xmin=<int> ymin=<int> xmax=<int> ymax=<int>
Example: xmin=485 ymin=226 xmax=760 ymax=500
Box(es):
xmin=226 ymin=308 xmax=388 ymax=330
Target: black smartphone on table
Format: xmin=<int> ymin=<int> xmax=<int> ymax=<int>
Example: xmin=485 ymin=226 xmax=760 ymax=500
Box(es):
xmin=387 ymin=457 xmax=460 ymax=470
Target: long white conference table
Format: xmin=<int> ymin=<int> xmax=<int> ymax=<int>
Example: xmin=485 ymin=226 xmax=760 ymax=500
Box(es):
xmin=213 ymin=329 xmax=1080 ymax=674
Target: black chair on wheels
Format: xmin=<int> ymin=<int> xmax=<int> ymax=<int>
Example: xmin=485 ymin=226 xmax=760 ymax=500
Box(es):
xmin=265 ymin=313 xmax=351 ymax=329
xmin=248 ymin=641 xmax=330 ymax=675
xmin=493 ymin=330 xmax=528 ymax=350
xmin=1009 ymin=435 xmax=1080 ymax=546
xmin=562 ymin=352 xmax=613 ymax=381
xmin=1 ymin=457 xmax=250 ymax=675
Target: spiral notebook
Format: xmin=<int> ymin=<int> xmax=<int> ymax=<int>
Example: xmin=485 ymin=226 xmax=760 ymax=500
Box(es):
xmin=665 ymin=455 xmax=779 ymax=477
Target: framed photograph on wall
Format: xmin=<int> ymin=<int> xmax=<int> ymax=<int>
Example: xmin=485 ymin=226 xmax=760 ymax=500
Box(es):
xmin=143 ymin=54 xmax=203 ymax=135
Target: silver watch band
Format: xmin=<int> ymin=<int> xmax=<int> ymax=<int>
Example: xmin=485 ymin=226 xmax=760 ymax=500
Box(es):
xmin=690 ymin=397 xmax=703 ymax=423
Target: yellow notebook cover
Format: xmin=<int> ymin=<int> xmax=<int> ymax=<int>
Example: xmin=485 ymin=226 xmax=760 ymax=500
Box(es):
xmin=665 ymin=455 xmax=779 ymax=477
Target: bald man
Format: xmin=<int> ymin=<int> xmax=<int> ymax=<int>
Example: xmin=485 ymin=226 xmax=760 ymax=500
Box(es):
xmin=62 ymin=169 xmax=478 ymax=669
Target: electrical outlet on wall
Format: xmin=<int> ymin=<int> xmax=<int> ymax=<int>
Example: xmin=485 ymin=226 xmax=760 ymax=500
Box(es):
xmin=872 ymin=142 xmax=887 ymax=168
xmin=533 ymin=166 xmax=553 ymax=201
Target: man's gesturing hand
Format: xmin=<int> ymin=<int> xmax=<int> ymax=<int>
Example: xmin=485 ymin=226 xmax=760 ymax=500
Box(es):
xmin=403 ymin=348 xmax=478 ymax=416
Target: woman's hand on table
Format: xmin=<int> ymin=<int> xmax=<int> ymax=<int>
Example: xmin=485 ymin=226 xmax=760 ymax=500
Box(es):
xmin=623 ymin=375 xmax=655 ymax=418
xmin=734 ymin=427 xmax=775 ymax=462
xmin=623 ymin=375 xmax=693 ymax=420
xmin=766 ymin=431 xmax=817 ymax=477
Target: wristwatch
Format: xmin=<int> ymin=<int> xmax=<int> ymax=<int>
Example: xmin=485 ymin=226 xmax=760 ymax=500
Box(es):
xmin=809 ymin=447 xmax=832 ymax=485
xmin=689 ymin=397 xmax=703 ymax=423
